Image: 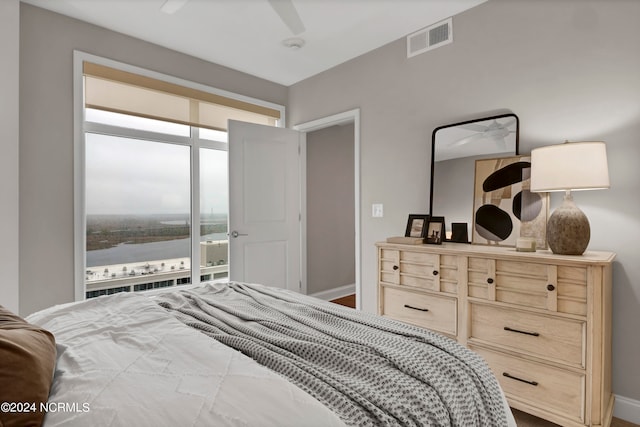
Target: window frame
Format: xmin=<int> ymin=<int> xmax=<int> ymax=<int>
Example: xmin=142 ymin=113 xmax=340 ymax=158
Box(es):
xmin=73 ymin=51 xmax=285 ymax=301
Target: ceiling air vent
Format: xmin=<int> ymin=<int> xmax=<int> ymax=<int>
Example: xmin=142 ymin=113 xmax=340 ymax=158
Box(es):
xmin=407 ymin=17 xmax=453 ymax=58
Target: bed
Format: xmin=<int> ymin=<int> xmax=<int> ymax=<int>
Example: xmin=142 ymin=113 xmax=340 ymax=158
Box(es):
xmin=4 ymin=282 xmax=516 ymax=426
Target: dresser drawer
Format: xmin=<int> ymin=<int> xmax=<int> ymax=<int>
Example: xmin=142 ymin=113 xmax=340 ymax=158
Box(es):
xmin=468 ymin=257 xmax=588 ymax=315
xmin=400 ymin=250 xmax=438 ymax=265
xmin=399 ymin=251 xmax=440 ymax=292
xmin=471 ymin=346 xmax=585 ymax=424
xmin=469 ymin=303 xmax=585 ymax=367
xmin=381 ymin=286 xmax=456 ymax=336
xmin=379 ymin=249 xmax=400 ymax=284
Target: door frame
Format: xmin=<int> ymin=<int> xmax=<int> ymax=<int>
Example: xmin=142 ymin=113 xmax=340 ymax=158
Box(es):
xmin=294 ymin=109 xmax=361 ymax=310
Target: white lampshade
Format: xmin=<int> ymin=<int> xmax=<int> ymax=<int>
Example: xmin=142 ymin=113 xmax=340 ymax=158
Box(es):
xmin=530 ymin=141 xmax=610 ymax=255
xmin=530 ymin=141 xmax=610 ymax=192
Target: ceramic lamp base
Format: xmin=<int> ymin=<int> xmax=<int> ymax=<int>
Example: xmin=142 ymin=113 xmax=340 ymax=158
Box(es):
xmin=547 ymin=193 xmax=590 ymax=255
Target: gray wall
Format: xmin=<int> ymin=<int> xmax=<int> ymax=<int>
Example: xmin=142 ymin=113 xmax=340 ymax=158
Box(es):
xmin=306 ymin=124 xmax=355 ymax=295
xmin=18 ymin=4 xmax=287 ymax=316
xmin=289 ymin=0 xmax=640 ymax=406
xmin=0 ymin=0 xmax=20 ymax=313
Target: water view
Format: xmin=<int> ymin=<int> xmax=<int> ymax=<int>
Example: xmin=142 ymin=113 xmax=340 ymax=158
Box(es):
xmin=86 ymin=213 xmax=228 ymax=267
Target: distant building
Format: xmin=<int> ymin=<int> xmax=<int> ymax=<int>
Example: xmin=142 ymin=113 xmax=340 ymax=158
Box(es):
xmin=85 ymin=240 xmax=228 ymax=299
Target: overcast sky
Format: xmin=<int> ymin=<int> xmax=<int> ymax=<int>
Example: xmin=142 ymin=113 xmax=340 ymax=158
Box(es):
xmin=85 ymin=133 xmax=228 ymax=216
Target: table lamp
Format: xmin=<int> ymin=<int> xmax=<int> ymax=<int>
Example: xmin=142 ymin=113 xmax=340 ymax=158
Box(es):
xmin=530 ymin=141 xmax=610 ymax=255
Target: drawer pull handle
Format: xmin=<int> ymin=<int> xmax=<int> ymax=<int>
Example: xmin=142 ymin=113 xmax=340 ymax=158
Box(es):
xmin=547 ymin=284 xmax=556 ymax=291
xmin=432 ymin=270 xmax=439 ymax=276
xmin=404 ymin=304 xmax=429 ymax=312
xmin=504 ymin=326 xmax=540 ymax=337
xmin=393 ymin=265 xmax=399 ymax=270
xmin=487 ymin=278 xmax=494 ymax=284
xmin=503 ymin=372 xmax=538 ymax=386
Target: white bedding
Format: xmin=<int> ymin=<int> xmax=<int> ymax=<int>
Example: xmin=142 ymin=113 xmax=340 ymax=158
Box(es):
xmin=27 ymin=292 xmax=346 ymax=427
xmin=27 ymin=285 xmax=516 ymax=427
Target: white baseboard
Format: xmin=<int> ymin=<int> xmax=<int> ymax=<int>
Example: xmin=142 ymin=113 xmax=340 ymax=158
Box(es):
xmin=615 ymin=394 xmax=640 ymax=424
xmin=309 ymin=283 xmax=355 ymax=302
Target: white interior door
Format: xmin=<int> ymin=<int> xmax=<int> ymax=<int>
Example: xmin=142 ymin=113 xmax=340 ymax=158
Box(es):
xmin=228 ymin=120 xmax=303 ymax=292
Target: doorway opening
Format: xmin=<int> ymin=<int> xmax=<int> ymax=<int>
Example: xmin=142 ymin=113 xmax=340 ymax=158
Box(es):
xmin=295 ymin=109 xmax=361 ymax=310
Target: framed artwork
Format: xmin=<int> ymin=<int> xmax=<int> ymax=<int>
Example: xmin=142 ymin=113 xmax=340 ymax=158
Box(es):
xmin=425 ymin=217 xmax=445 ymax=245
xmin=405 ymin=214 xmax=429 ymax=238
xmin=472 ymin=156 xmax=549 ymax=248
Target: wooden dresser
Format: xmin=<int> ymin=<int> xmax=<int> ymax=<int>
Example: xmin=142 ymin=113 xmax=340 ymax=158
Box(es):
xmin=376 ymin=242 xmax=615 ymax=427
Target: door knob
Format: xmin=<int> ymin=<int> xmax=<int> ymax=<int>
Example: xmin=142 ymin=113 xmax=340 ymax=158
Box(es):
xmin=230 ymin=230 xmax=248 ymax=238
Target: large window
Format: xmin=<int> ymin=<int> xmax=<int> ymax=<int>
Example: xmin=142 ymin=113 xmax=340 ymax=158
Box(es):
xmin=76 ymin=54 xmax=283 ymax=300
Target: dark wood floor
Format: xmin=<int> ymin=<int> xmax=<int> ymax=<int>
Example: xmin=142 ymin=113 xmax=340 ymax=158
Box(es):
xmin=330 ymin=295 xmax=638 ymax=427
xmin=330 ymin=294 xmax=355 ymax=308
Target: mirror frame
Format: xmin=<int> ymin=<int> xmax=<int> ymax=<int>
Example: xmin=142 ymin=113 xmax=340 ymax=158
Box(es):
xmin=429 ymin=113 xmax=520 ymax=239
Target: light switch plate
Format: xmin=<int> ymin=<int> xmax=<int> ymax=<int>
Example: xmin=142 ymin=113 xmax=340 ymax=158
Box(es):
xmin=372 ymin=203 xmax=384 ymax=218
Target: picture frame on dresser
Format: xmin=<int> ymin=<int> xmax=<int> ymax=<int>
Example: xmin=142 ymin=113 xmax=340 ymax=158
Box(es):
xmin=405 ymin=214 xmax=430 ymax=238
xmin=425 ymin=216 xmax=445 ymax=244
xmin=450 ymin=222 xmax=469 ymax=243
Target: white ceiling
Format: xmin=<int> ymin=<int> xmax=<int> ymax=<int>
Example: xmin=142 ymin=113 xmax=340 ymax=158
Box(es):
xmin=21 ymin=0 xmax=487 ymax=86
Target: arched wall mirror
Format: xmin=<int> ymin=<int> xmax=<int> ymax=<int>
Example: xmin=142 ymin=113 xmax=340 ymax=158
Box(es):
xmin=429 ymin=113 xmax=519 ymax=242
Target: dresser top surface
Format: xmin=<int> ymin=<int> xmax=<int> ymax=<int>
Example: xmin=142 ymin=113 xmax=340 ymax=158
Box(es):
xmin=376 ymin=241 xmax=616 ymax=265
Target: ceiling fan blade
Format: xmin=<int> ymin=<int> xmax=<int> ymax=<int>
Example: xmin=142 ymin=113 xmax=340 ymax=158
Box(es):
xmin=459 ymin=123 xmax=488 ymax=132
xmin=450 ymin=133 xmax=485 ymax=147
xmin=160 ymin=0 xmax=189 ymax=15
xmin=267 ymin=0 xmax=306 ymax=35
xmin=501 ymin=118 xmax=517 ymax=128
